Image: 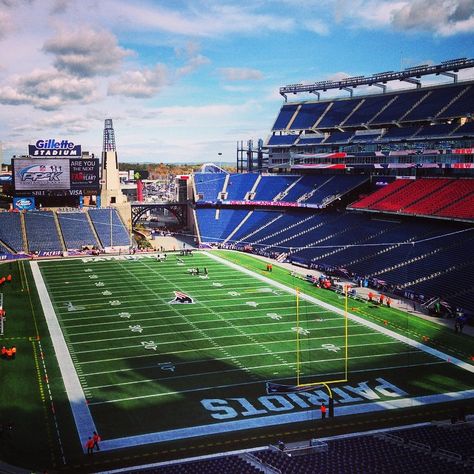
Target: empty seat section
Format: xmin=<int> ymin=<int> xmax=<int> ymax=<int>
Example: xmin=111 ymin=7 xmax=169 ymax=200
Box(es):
xmin=272 ymin=103 xmax=299 ymax=130
xmin=403 ymin=85 xmax=464 ymax=121
xmin=437 ymin=85 xmax=474 ymax=119
xmin=304 ymin=175 xmax=368 ymax=206
xmin=403 ymin=179 xmax=474 ymax=215
xmin=253 ymin=175 xmax=297 ymax=201
xmin=88 ymin=209 xmax=130 ymax=247
xmin=351 ymin=132 xmax=381 ymax=143
xmin=350 ymin=179 xmax=412 ymax=209
xmin=344 ymin=94 xmax=394 ymax=126
xmin=372 ymin=179 xmax=451 ymax=212
xmin=197 ymin=209 xmax=248 ymax=243
xmin=267 ymin=134 xmax=298 ymax=146
xmin=289 ymin=102 xmax=329 ymax=130
xmin=225 ymin=173 xmax=259 ymax=200
xmin=231 ymin=210 xmax=278 ymax=243
xmin=379 ymin=126 xmax=419 ymax=141
xmin=324 ymin=131 xmax=353 ymax=143
xmin=194 ymin=173 xmax=226 ymax=201
xmin=371 ymin=89 xmax=426 ymax=124
xmin=282 ymin=175 xmax=328 ymax=202
xmin=452 ymin=120 xmax=474 ymax=136
xmin=435 ymin=192 xmax=474 ymax=219
xmin=25 ymin=211 xmax=62 ymax=252
xmin=0 ymin=212 xmax=24 ymax=252
xmin=58 ymin=212 xmax=99 ymax=250
xmin=415 ymin=123 xmax=458 ymax=138
xmin=296 ymin=135 xmax=325 ymax=145
xmin=317 ymin=99 xmax=362 ymax=128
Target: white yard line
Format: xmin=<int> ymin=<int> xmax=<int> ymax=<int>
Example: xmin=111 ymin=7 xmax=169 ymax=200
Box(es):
xmin=30 ymin=261 xmax=97 ymax=452
xmin=207 ymin=251 xmax=474 ymax=374
xmin=31 ymin=253 xmax=474 ymax=452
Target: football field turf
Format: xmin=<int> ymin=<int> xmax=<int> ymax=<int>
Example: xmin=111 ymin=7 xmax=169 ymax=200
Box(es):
xmin=32 ymin=250 xmax=474 ymax=451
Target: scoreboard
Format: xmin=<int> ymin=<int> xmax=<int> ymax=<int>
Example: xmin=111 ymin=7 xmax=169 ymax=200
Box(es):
xmin=13 ymin=157 xmax=100 ymax=196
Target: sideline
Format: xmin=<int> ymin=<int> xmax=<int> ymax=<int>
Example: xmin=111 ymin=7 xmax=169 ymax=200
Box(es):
xmin=30 ymin=261 xmax=97 ymax=451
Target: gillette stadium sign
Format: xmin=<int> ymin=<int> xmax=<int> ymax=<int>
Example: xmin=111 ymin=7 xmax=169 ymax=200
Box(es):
xmin=28 ymin=139 xmax=81 ymax=157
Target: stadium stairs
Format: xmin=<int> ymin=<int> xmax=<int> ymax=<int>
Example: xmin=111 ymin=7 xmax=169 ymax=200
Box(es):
xmin=53 ymin=211 xmax=67 ymax=253
xmin=20 ymin=213 xmax=28 ymax=253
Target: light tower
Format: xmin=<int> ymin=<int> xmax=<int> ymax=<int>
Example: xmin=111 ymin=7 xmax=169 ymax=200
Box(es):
xmin=99 ymin=119 xmax=131 ymax=228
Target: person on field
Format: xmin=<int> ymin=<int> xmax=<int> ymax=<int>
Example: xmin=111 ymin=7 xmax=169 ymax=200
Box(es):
xmin=93 ymin=431 xmax=101 ymax=451
xmin=320 ymin=403 xmax=327 ymax=420
xmin=86 ymin=437 xmax=94 ymax=455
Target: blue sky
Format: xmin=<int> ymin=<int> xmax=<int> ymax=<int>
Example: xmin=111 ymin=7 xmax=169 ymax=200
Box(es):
xmin=0 ymin=0 xmax=473 ymax=164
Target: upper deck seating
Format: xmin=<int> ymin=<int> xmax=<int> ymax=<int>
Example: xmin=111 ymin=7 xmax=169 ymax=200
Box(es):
xmin=272 ymin=103 xmax=299 ymax=130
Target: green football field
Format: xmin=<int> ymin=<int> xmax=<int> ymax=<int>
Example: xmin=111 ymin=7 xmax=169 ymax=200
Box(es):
xmin=32 ymin=250 xmax=474 ymax=451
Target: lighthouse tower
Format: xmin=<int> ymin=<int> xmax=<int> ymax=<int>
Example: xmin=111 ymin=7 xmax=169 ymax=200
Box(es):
xmin=99 ymin=119 xmax=131 ymax=228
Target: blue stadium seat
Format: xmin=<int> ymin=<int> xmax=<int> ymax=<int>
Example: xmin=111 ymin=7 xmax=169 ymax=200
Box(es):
xmin=88 ymin=208 xmax=130 ymax=247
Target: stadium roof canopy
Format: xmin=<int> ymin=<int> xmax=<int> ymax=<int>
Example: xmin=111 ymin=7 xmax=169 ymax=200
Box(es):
xmin=280 ymin=58 xmax=474 ymax=101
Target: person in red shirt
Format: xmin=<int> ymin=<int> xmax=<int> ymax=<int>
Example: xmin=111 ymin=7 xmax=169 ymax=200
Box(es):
xmin=320 ymin=403 xmax=327 ymax=420
xmin=85 ymin=437 xmax=94 ymax=455
xmin=93 ymin=431 xmax=101 ymax=451
xmin=11 ymin=346 xmax=16 ymax=359
xmin=6 ymin=347 xmax=12 ymax=359
xmin=368 ymin=291 xmax=374 ymax=302
xmin=1 ymin=346 xmax=6 ymax=358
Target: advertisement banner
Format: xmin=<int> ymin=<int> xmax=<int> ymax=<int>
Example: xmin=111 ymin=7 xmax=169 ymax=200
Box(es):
xmin=14 ymin=159 xmax=70 ymax=191
xmin=13 ymin=196 xmax=36 ymax=211
xmin=69 ymin=158 xmax=100 ymax=190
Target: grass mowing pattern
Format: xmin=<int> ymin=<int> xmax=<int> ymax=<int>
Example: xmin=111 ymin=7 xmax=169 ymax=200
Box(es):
xmin=37 ymin=252 xmax=471 ymax=441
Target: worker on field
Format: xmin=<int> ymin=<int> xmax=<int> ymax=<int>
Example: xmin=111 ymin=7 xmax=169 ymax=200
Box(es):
xmin=6 ymin=274 xmax=11 ymax=283
xmin=386 ymin=297 xmax=392 ymax=308
xmin=85 ymin=437 xmax=94 ymax=455
xmin=320 ymin=403 xmax=327 ymax=420
xmin=6 ymin=347 xmax=12 ymax=360
xmin=93 ymin=431 xmax=101 ymax=451
xmin=1 ymin=346 xmax=6 ymax=358
xmin=379 ymin=294 xmax=385 ymax=305
xmin=368 ymin=291 xmax=374 ymax=303
xmin=11 ymin=346 xmax=16 ymax=359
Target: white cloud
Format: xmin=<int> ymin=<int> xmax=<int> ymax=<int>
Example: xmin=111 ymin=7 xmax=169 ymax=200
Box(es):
xmin=108 ymin=64 xmax=169 ymax=98
xmin=219 ymin=67 xmax=264 ymax=81
xmin=43 ymin=27 xmax=132 ymax=77
xmin=108 ymin=1 xmax=295 ymax=37
xmin=0 ymin=70 xmax=97 ymax=110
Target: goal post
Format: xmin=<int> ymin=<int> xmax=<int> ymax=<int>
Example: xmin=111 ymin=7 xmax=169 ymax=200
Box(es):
xmin=295 ymin=286 xmax=349 ymax=389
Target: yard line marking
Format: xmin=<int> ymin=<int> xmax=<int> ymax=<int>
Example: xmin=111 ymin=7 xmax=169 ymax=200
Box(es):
xmin=207 ymin=251 xmax=474 ymax=374
xmin=71 ymin=326 xmax=376 ymax=353
xmin=67 ymin=320 xmax=359 ymax=340
xmin=88 ymin=359 xmax=448 ymax=406
xmin=79 ymin=341 xmax=401 ymax=378
xmin=88 ymin=350 xmax=426 ymax=393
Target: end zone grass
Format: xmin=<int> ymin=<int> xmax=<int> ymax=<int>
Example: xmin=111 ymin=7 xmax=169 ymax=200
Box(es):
xmin=1 ymin=252 xmax=473 ymax=473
